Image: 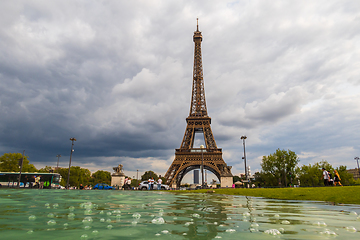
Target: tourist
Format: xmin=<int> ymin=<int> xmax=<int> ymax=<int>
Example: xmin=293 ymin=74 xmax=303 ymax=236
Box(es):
xmin=148 ymin=177 xmax=152 ymax=190
xmin=80 ymin=184 xmax=84 ymax=190
xmin=157 ymin=177 xmax=162 ymax=190
xmin=127 ymin=177 xmax=132 ymax=190
xmin=150 ymin=177 xmax=154 ymax=190
xmin=321 ymin=168 xmax=329 ymax=186
xmin=333 ymin=170 xmax=343 ymax=186
xmin=328 ymin=171 xmax=334 ymax=186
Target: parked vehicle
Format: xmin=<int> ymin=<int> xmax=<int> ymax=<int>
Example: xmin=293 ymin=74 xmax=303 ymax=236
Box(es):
xmin=93 ymin=183 xmax=113 ymax=190
xmin=138 ymin=181 xmax=169 ymax=190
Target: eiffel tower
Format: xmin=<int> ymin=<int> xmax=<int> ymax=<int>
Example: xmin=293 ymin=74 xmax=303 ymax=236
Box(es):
xmin=164 ymin=20 xmax=233 ymax=188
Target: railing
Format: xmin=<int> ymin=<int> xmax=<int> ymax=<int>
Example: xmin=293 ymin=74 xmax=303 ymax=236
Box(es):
xmin=175 ymin=148 xmax=222 ymax=153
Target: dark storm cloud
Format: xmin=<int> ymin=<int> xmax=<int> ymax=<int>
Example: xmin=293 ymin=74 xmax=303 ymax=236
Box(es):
xmin=1 ymin=0 xmax=360 ymax=177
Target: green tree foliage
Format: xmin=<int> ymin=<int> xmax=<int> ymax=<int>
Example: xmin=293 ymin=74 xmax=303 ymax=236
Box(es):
xmin=336 ymin=165 xmax=355 ymax=186
xmin=38 ymin=166 xmax=54 ymax=173
xmin=141 ymin=171 xmax=158 ymax=181
xmin=233 ymin=175 xmax=241 ymax=183
xmin=260 ymin=149 xmax=299 ymax=187
xmin=0 ymin=153 xmax=37 ymax=172
xmin=57 ymin=166 xmax=91 ymax=188
xmin=90 ymin=170 xmax=111 ymax=185
xmin=296 ymin=162 xmax=324 ymax=187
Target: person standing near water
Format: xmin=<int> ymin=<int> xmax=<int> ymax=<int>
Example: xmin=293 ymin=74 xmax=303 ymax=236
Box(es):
xmin=148 ymin=177 xmax=152 ymax=190
xmin=157 ymin=177 xmax=162 ymax=190
xmin=321 ymin=168 xmax=329 ymax=186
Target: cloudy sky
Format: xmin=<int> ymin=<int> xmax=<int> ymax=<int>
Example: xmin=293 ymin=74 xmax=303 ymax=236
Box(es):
xmin=1 ymin=0 xmax=360 ymax=182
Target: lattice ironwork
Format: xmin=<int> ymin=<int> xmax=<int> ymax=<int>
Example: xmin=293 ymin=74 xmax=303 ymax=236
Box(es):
xmin=164 ymin=20 xmax=232 ymax=187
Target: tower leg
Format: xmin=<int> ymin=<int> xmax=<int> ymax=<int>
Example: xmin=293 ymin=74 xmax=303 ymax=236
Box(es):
xmin=220 ymin=176 xmax=233 ymax=188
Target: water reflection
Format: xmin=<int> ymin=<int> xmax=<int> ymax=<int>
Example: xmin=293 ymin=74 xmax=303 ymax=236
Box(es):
xmin=0 ymin=189 xmax=359 ymax=239
xmin=169 ymin=193 xmax=229 ymax=239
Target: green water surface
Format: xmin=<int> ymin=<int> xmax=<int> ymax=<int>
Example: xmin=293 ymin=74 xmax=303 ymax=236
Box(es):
xmin=0 ymin=189 xmax=359 ymax=239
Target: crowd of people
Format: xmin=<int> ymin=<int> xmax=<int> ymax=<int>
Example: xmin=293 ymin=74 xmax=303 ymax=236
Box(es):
xmin=321 ymin=168 xmax=343 ymax=186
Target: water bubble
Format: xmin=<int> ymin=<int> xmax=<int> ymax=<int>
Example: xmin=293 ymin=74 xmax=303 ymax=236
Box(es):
xmin=100 ymin=218 xmax=105 ymax=223
xmin=281 ymin=220 xmax=290 ymax=225
xmin=106 ymin=218 xmax=112 ymax=223
xmin=152 ymin=217 xmax=165 ymax=224
xmin=155 ymin=233 xmax=161 ymax=236
xmin=131 ymin=221 xmax=138 ymax=226
xmin=346 ymin=226 xmax=357 ymax=232
xmin=84 ymin=209 xmax=92 ymax=215
xmin=320 ymin=230 xmax=337 ymax=236
xmin=161 ymin=230 xmax=169 ymax=234
xmin=173 ymin=217 xmax=177 ymax=220
xmin=63 ymin=223 xmax=68 ymax=229
xmin=47 ymin=220 xmax=56 ymax=226
xmin=279 ymin=228 xmax=285 ymax=233
xmin=84 ymin=225 xmax=91 ymax=230
xmin=99 ymin=210 xmax=104 ymax=214
xmin=213 ymin=222 xmax=218 ymax=225
xmin=80 ymin=234 xmax=88 ymax=239
xmin=92 ymin=230 xmax=99 ymax=235
xmin=45 ymin=203 xmax=50 ymax=207
xmin=192 ymin=213 xmax=200 ymax=218
xmin=116 ymin=214 xmax=121 ymax=219
xmin=250 ymin=228 xmax=258 ymax=232
xmin=243 ymin=212 xmax=250 ymax=217
xmin=47 ymin=213 xmax=55 ymax=218
xmin=225 ymin=229 xmax=236 ymax=233
xmin=81 ymin=202 xmax=94 ymax=209
xmin=68 ymin=213 xmax=75 ymax=219
xmin=68 ymin=206 xmax=75 ymax=211
xmin=319 ymin=221 xmax=327 ymax=227
xmin=250 ymin=223 xmax=259 ymax=228
xmin=184 ymin=222 xmax=194 ymax=226
xmin=53 ymin=203 xmax=59 ymax=209
xmin=82 ymin=217 xmax=93 ymax=224
xmin=112 ymin=210 xmax=121 ymax=214
xmin=214 ymin=236 xmax=222 ymax=238
xmin=227 ymin=217 xmax=231 ymax=220
xmin=350 ymin=211 xmax=358 ymax=216
xmin=264 ymin=229 xmax=281 ymax=235
xmin=274 ymin=214 xmax=280 ymax=219
xmin=28 ymin=215 xmax=36 ymax=221
xmin=106 ymin=212 xmax=112 ymax=216
xmin=132 ymin=213 xmax=141 ymax=219
xmin=27 ymin=230 xmax=33 ymax=234
xmin=107 ymin=224 xmax=113 ymax=229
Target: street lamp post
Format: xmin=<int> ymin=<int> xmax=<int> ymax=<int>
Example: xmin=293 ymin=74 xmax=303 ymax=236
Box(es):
xmin=240 ymin=136 xmax=248 ymax=187
xmin=56 ymin=154 xmax=61 ymax=172
xmin=200 ymin=145 xmax=205 ymax=188
xmin=137 ymin=169 xmax=139 ymax=180
xmin=355 ymin=157 xmax=360 ymax=176
xmin=66 ymin=138 xmax=76 ymax=189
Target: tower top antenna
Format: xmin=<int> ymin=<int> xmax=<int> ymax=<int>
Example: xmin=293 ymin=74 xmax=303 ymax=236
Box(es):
xmin=197 ymin=18 xmax=199 ymax=31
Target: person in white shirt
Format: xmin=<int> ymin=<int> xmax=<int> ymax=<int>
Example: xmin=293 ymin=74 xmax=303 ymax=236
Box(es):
xmin=148 ymin=178 xmax=152 ymax=190
xmin=322 ymin=168 xmax=329 ymax=186
xmin=157 ymin=178 xmax=162 ymax=190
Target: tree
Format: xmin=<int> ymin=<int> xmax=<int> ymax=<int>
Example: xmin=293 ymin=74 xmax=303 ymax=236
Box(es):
xmin=90 ymin=170 xmax=111 ymax=185
xmin=233 ymin=175 xmax=241 ymax=183
xmin=141 ymin=171 xmax=158 ymax=181
xmin=260 ymin=149 xmax=299 ymax=187
xmin=336 ymin=165 xmax=355 ymax=186
xmin=296 ymin=162 xmax=324 ymax=187
xmin=38 ymin=166 xmax=54 ymax=173
xmin=58 ymin=166 xmax=91 ymax=187
xmin=0 ymin=153 xmax=37 ymax=172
